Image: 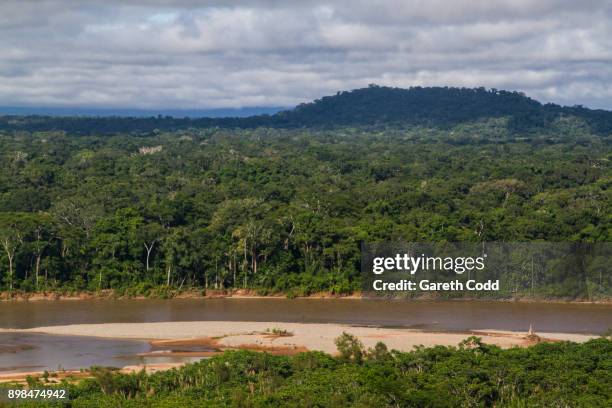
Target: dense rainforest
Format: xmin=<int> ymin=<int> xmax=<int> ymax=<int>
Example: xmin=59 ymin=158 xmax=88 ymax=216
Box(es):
xmin=0 ymin=87 xmax=610 ymax=299
xmin=7 ymin=336 xmax=612 ymax=407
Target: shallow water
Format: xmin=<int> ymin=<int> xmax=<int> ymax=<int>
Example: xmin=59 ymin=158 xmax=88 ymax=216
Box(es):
xmin=0 ymin=332 xmax=204 ymax=374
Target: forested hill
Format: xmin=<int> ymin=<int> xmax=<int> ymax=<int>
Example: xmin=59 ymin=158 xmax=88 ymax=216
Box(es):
xmin=274 ymin=85 xmax=612 ymax=132
xmin=1 ymin=86 xmax=611 ymax=135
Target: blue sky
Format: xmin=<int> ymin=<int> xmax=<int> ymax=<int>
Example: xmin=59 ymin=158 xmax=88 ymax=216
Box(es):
xmin=1 ymin=0 xmax=611 ymax=110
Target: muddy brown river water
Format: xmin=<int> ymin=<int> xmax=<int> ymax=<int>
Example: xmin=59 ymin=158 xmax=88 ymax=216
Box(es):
xmin=1 ymin=298 xmax=610 ymax=373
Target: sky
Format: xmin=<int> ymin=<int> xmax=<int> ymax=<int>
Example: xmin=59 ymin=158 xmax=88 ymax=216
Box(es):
xmin=1 ymin=0 xmax=611 ymax=111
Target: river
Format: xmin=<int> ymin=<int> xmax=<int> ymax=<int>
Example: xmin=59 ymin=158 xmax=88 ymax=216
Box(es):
xmin=1 ymin=298 xmax=610 ymax=373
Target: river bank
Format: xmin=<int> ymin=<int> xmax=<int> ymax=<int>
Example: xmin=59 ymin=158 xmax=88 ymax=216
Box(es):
xmin=0 ymin=289 xmax=355 ymax=302
xmin=1 ymin=289 xmax=610 ymax=304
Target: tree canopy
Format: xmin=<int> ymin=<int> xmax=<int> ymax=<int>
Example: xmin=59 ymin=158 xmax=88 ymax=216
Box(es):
xmin=0 ymin=119 xmax=609 ymax=298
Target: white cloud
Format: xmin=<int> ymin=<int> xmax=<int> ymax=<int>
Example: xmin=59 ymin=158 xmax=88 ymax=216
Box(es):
xmin=0 ymin=0 xmax=610 ymax=109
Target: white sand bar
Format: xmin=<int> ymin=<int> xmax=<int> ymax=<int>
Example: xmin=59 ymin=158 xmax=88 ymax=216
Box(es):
xmin=1 ymin=322 xmax=596 ymax=354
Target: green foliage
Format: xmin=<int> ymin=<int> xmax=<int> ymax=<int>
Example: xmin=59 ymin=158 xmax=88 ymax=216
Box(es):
xmin=334 ymin=332 xmax=365 ymax=363
xmin=0 ymin=116 xmax=610 ymax=298
xmin=6 ymin=338 xmax=610 ymax=407
xmin=367 ymin=341 xmax=391 ymax=362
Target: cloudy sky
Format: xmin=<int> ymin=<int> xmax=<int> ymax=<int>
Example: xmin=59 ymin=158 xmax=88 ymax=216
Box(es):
xmin=1 ymin=0 xmax=611 ymax=110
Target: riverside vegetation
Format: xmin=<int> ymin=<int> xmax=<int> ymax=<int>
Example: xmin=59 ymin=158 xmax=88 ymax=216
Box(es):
xmin=4 ymin=334 xmax=612 ymax=407
xmin=0 ymin=86 xmax=610 ymax=299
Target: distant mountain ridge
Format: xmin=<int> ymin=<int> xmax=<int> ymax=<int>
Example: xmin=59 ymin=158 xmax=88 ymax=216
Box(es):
xmin=272 ymin=85 xmax=612 ymax=133
xmin=0 ymin=106 xmax=283 ymax=118
xmin=1 ymin=85 xmax=611 ymax=135
xmin=277 ymin=85 xmax=543 ymax=126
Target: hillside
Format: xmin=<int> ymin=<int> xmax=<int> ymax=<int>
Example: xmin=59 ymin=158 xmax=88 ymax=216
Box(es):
xmin=277 ymin=86 xmax=612 ymax=134
xmin=276 ymin=85 xmax=545 ymax=128
xmin=1 ymin=86 xmax=612 ymax=135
